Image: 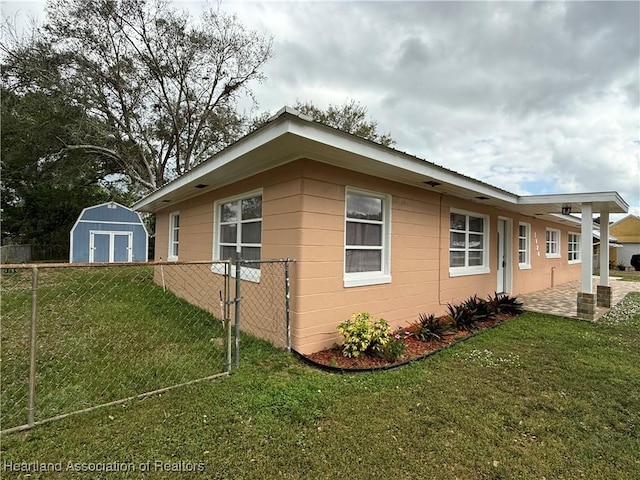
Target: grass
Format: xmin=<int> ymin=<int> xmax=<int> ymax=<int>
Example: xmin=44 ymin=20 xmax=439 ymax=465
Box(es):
xmin=609 ymin=269 xmax=640 ymax=282
xmin=2 ymin=292 xmax=639 ymax=479
xmin=1 ymin=266 xmax=228 ymax=430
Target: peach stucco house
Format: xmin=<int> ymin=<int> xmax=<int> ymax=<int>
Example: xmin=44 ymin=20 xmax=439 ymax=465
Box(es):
xmin=133 ymin=107 xmax=628 ymax=354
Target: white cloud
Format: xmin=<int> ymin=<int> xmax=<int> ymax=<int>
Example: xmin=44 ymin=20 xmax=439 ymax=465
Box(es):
xmin=5 ymin=0 xmax=639 ymax=215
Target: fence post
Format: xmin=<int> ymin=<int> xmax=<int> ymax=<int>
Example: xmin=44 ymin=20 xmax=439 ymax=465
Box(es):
xmin=285 ymin=259 xmax=291 ymax=352
xmin=234 ymin=255 xmax=241 ymax=368
xmin=224 ymin=262 xmax=232 ymax=374
xmin=27 ymin=266 xmax=38 ymax=426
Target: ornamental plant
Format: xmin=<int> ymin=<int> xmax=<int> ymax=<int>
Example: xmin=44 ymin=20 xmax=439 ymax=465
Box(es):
xmin=381 ymin=328 xmax=409 ymax=362
xmin=338 ymin=312 xmax=391 ymax=358
xmin=412 ymin=313 xmax=452 ymax=341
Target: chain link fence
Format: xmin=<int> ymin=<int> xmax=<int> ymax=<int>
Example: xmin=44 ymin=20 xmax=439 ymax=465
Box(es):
xmin=1 ymin=262 xmax=232 ymax=434
xmin=232 ymin=259 xmax=293 ymax=366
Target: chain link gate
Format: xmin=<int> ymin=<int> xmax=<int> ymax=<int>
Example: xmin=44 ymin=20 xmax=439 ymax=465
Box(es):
xmin=231 ymin=257 xmax=294 ymax=367
xmin=1 ymin=261 xmax=232 ymax=434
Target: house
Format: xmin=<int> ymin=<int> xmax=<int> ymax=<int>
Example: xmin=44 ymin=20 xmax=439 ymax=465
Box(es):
xmin=70 ymin=202 xmax=149 ymax=263
xmin=609 ymin=214 xmax=640 ymax=268
xmin=132 ymin=107 xmax=628 ymax=354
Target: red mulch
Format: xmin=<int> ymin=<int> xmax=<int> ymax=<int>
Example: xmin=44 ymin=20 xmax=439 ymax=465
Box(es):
xmin=304 ymin=314 xmax=513 ymax=370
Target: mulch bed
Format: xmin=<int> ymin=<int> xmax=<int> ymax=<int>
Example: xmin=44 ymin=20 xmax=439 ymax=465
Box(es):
xmin=303 ymin=314 xmax=514 ymax=371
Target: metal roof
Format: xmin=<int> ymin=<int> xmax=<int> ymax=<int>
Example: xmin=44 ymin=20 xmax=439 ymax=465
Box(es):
xmin=133 ymin=106 xmax=629 ymax=220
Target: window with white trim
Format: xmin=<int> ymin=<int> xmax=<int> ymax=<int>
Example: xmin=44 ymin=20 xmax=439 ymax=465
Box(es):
xmin=568 ymin=232 xmax=581 ymax=263
xmin=216 ymin=192 xmax=262 ymax=269
xmin=546 ymin=228 xmax=561 ymax=258
xmin=518 ymin=222 xmax=531 ymax=269
xmin=168 ymin=212 xmax=180 ymax=260
xmin=344 ymin=188 xmax=391 ymax=287
xmin=449 ymin=210 xmax=489 ymax=276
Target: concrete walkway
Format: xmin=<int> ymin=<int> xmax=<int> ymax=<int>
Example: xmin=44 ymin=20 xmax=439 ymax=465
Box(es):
xmin=519 ymin=277 xmax=640 ymax=320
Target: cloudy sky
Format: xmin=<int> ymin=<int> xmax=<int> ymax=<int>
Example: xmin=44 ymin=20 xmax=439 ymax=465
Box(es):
xmin=4 ymin=1 xmax=639 ymax=218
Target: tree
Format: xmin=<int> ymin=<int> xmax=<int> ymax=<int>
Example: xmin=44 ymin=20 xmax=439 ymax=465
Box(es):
xmin=2 ymin=0 xmax=273 ymax=191
xmin=293 ymin=99 xmax=395 ymax=147
xmin=1 ymin=87 xmax=130 ymax=254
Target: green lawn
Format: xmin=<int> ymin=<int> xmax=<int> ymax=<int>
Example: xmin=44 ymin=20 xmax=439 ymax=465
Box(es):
xmin=609 ymin=269 xmax=640 ymax=282
xmin=1 ymin=266 xmax=229 ymax=431
xmin=2 ymin=293 xmax=639 ymax=479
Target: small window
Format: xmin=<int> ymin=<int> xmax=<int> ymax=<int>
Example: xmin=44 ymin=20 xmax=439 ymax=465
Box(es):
xmin=449 ymin=209 xmax=489 ymax=276
xmin=546 ymin=228 xmax=560 ymax=258
xmin=168 ymin=212 xmax=180 ymax=260
xmin=568 ymin=232 xmax=581 ymax=264
xmin=518 ymin=222 xmax=531 ymax=269
xmin=213 ymin=191 xmax=262 ymax=281
xmin=344 ymin=188 xmax=391 ymax=287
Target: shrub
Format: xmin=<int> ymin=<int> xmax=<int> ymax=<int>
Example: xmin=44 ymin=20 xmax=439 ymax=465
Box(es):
xmin=447 ymin=303 xmax=476 ymax=331
xmin=380 ymin=329 xmax=408 ymax=362
xmin=412 ymin=313 xmax=451 ymax=341
xmin=338 ymin=312 xmax=391 ymax=358
xmin=486 ymin=292 xmax=524 ymax=315
xmin=464 ymin=294 xmax=492 ymax=322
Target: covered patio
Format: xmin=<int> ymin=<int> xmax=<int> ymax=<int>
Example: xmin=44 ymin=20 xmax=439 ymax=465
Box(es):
xmin=517 ymin=193 xmax=629 ymax=320
xmin=519 ymin=275 xmax=640 ymax=320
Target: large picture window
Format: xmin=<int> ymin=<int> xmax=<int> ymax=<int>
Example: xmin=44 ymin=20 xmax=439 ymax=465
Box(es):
xmin=518 ymin=222 xmax=531 ymax=269
xmin=344 ymin=188 xmax=391 ymax=287
xmin=449 ymin=209 xmax=489 ymax=276
xmin=214 ymin=191 xmax=262 ymax=275
xmin=168 ymin=212 xmax=180 ymax=260
xmin=546 ymin=228 xmax=561 ymax=258
xmin=568 ymin=232 xmax=581 ymax=263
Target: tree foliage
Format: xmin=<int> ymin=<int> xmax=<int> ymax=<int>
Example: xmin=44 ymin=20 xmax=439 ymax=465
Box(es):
xmin=2 ymin=0 xmax=273 ymax=191
xmin=293 ymin=99 xmax=395 ymax=147
xmin=1 ymin=87 xmax=131 ymax=250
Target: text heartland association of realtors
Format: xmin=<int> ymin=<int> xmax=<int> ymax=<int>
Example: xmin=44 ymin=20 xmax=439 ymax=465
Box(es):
xmin=3 ymin=460 xmax=206 ymax=473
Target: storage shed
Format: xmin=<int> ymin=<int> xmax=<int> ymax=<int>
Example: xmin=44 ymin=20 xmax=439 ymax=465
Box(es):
xmin=70 ymin=202 xmax=149 ymax=263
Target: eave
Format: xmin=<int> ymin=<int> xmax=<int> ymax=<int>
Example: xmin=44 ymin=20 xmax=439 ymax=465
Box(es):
xmin=133 ymin=108 xmax=629 ymax=221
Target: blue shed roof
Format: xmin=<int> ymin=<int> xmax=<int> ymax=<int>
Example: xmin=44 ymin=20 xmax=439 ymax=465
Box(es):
xmin=78 ymin=202 xmax=144 ymax=224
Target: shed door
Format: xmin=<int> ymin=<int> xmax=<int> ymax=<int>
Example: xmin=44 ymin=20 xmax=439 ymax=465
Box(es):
xmin=113 ymin=234 xmax=131 ymax=262
xmin=91 ymin=233 xmax=111 ymax=263
xmin=89 ymin=231 xmax=133 ymax=263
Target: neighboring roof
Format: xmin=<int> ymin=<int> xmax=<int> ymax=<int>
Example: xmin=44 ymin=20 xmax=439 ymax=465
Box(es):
xmin=132 ymin=106 xmax=629 ymax=221
xmin=610 ymin=214 xmax=640 ymax=228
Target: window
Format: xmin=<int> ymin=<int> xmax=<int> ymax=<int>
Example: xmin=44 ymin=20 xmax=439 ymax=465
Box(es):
xmin=215 ymin=192 xmax=262 ymax=271
xmin=344 ymin=188 xmax=391 ymax=287
xmin=546 ymin=228 xmax=560 ymax=258
xmin=449 ymin=209 xmax=489 ymax=276
xmin=168 ymin=212 xmax=180 ymax=260
xmin=518 ymin=222 xmax=531 ymax=269
xmin=568 ymin=232 xmax=581 ymax=263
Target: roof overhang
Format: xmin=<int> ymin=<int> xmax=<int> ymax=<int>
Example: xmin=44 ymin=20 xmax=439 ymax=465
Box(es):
xmin=133 ymin=107 xmax=629 ymax=221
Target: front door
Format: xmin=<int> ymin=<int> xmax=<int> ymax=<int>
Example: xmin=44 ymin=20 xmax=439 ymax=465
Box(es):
xmin=496 ymin=218 xmax=512 ymax=293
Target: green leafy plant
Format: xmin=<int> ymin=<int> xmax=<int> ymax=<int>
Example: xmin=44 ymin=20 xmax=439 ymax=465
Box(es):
xmin=380 ymin=329 xmax=408 ymax=362
xmin=337 ymin=312 xmax=391 ymax=358
xmin=412 ymin=313 xmax=451 ymax=341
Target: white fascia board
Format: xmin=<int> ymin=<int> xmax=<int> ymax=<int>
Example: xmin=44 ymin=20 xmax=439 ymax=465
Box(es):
xmin=132 ymin=120 xmax=293 ymax=211
xmin=286 ymin=119 xmax=519 ymax=204
xmin=518 ymin=192 xmax=629 ymax=211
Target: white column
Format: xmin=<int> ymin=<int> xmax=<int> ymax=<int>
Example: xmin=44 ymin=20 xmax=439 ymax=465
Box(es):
xmin=581 ymin=203 xmax=593 ymax=293
xmin=599 ymin=211 xmax=610 ymax=286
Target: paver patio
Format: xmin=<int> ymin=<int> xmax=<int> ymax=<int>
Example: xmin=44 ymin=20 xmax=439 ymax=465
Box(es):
xmin=519 ymin=276 xmax=640 ymax=320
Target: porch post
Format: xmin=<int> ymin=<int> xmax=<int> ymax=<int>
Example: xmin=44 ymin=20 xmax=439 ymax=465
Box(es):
xmin=597 ymin=211 xmax=612 ymax=307
xmin=580 ymin=203 xmax=594 ymax=292
xmin=577 ymin=203 xmax=596 ymax=320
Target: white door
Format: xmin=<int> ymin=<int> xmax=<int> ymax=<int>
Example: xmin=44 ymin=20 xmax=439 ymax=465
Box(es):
xmin=89 ymin=231 xmax=133 ymax=263
xmin=497 ymin=219 xmax=506 ymax=293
